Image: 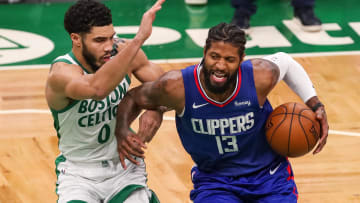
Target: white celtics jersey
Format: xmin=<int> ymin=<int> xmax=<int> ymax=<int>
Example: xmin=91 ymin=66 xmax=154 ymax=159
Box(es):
xmin=51 ymin=52 xmax=131 ymax=162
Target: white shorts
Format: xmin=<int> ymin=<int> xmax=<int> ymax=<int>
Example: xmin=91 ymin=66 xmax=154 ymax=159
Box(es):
xmin=55 ymin=156 xmax=159 ymax=203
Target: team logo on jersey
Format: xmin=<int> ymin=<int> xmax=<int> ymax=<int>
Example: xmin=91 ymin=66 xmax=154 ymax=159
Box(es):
xmin=234 ymin=100 xmax=251 ymax=107
xmin=0 ymin=28 xmax=54 ymax=65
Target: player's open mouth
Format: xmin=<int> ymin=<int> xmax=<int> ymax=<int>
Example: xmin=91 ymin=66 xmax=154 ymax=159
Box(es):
xmin=211 ymin=71 xmax=227 ymax=83
xmin=103 ymin=55 xmax=111 ymax=62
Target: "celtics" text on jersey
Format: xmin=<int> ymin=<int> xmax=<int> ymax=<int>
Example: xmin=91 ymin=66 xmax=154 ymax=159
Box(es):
xmin=77 ymin=82 xmax=128 ymax=128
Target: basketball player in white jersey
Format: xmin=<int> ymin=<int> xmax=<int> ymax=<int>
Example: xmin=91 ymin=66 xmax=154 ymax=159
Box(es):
xmin=45 ymin=0 xmax=166 ymax=202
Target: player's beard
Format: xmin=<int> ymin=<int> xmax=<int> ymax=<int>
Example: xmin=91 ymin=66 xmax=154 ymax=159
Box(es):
xmin=202 ymin=64 xmax=238 ymax=94
xmin=82 ymin=40 xmax=100 ymax=72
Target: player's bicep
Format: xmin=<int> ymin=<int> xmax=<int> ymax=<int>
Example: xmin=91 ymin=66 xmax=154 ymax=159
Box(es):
xmin=252 ymin=59 xmax=280 ymax=106
xmin=252 ymin=59 xmax=279 ymax=92
xmin=132 ymin=49 xmax=164 ymax=82
xmin=47 ymin=63 xmax=68 ymax=93
xmin=48 ymin=63 xmax=97 ymax=100
xmin=65 ymin=74 xmax=98 ymax=100
xmin=145 ymin=70 xmax=184 ymax=111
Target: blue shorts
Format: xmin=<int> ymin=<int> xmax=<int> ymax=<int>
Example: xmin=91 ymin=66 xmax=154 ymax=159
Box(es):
xmin=190 ymin=158 xmax=298 ymax=203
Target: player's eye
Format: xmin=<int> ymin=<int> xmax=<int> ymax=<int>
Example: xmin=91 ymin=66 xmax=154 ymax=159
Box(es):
xmin=211 ymin=54 xmax=220 ymax=60
xmin=94 ymin=38 xmax=106 ymax=42
xmin=226 ymin=57 xmax=236 ymax=63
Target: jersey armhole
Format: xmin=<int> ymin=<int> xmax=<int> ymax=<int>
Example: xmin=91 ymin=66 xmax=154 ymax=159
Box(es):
xmin=177 ymin=107 xmax=185 ymax=117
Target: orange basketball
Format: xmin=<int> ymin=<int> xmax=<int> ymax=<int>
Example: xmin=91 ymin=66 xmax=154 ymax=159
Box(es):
xmin=265 ymin=102 xmax=320 ymax=157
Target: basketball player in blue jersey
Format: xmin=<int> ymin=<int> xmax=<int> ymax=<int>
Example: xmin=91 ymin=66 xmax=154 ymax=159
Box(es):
xmin=45 ymin=0 xmax=166 ymax=202
xmin=115 ymin=22 xmax=329 ymax=202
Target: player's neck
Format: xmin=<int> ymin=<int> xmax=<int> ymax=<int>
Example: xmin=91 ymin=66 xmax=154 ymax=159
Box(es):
xmin=204 ymin=85 xmax=236 ymax=102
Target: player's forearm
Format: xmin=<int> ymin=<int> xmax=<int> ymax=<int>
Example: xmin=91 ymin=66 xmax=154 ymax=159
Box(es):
xmin=90 ymin=38 xmax=145 ymax=100
xmin=138 ymin=109 xmax=165 ymax=143
xmin=116 ymin=91 xmax=143 ymax=129
xmin=305 ymin=96 xmax=324 ymax=112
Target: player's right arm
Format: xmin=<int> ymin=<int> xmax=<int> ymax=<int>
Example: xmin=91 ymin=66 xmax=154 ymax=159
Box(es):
xmin=46 ymin=0 xmax=166 ymax=110
xmin=45 ymin=62 xmax=97 ymax=110
xmin=70 ymin=0 xmax=165 ymax=100
xmin=114 ymin=70 xmax=184 ymax=168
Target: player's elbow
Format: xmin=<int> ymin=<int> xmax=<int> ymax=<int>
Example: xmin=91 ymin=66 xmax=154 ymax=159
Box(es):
xmin=85 ymin=84 xmax=108 ymax=100
xmin=92 ymin=88 xmax=108 ymax=101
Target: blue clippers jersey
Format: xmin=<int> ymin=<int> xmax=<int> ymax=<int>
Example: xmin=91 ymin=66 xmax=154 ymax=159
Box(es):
xmin=175 ymin=60 xmax=281 ymax=176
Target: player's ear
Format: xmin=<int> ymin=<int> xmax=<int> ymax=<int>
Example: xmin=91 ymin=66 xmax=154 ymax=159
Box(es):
xmin=71 ymin=33 xmax=81 ymax=47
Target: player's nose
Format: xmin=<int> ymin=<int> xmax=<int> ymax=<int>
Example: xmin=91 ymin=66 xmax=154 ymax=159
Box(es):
xmin=215 ymin=59 xmax=226 ymax=70
xmin=104 ymin=40 xmax=113 ymax=52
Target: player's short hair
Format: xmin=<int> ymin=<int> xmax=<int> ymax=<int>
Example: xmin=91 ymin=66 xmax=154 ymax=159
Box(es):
xmin=205 ymin=22 xmax=246 ymax=57
xmin=64 ymin=0 xmax=112 ymax=34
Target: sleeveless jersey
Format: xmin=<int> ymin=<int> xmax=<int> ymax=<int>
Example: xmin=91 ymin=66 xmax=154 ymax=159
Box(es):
xmin=175 ymin=60 xmax=281 ymax=176
xmin=50 ymin=51 xmax=131 ymax=162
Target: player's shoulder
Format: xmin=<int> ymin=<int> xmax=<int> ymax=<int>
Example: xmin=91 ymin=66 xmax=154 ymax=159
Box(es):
xmin=50 ymin=61 xmax=83 ymax=75
xmin=154 ymin=70 xmax=183 ymax=93
xmin=50 ymin=52 xmax=84 ymax=74
xmin=250 ymin=57 xmax=279 ymax=88
xmin=51 ymin=61 xmax=82 ymax=72
xmin=161 ymin=69 xmax=183 ymax=82
xmin=250 ymin=58 xmax=278 ymax=71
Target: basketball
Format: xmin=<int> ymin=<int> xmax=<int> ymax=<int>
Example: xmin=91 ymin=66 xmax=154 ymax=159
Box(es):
xmin=265 ymin=102 xmax=320 ymax=157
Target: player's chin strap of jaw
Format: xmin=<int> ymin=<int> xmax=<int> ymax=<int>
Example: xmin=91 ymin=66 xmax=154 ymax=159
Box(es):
xmin=263 ymin=52 xmax=324 ymax=112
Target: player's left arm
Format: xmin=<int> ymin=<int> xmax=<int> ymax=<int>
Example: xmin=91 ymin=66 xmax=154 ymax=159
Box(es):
xmin=262 ymin=52 xmax=329 ymax=154
xmin=115 ymin=70 xmax=183 ymax=169
xmin=128 ymin=45 xmax=166 ymax=145
xmin=114 ymin=39 xmax=165 ymax=157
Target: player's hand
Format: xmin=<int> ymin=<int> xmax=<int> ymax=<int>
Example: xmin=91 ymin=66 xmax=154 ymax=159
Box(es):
xmin=313 ymin=105 xmax=329 ymax=154
xmin=136 ymin=0 xmax=165 ymax=42
xmin=116 ymin=129 xmax=147 ymax=169
xmin=138 ymin=110 xmax=163 ymax=143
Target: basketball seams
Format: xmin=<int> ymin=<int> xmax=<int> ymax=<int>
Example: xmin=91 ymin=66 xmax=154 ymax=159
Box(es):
xmin=298 ymin=110 xmax=319 ymax=131
xmin=265 ymin=102 xmax=320 ymax=157
xmin=268 ymin=106 xmax=288 ymax=145
xmin=272 ymin=113 xmax=317 ymax=146
xmin=298 ymin=109 xmax=320 ymax=143
xmin=287 ymin=103 xmax=296 ymax=156
xmin=297 ymin=110 xmax=311 ymax=152
xmin=269 ymin=112 xmax=318 ymax=154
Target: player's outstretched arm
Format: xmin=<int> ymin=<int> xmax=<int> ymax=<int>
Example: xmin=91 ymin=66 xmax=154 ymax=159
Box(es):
xmin=134 ymin=0 xmax=165 ymax=43
xmin=88 ymin=0 xmax=166 ymax=100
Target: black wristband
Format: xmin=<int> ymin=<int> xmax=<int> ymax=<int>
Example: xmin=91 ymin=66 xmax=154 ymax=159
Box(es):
xmin=311 ymin=102 xmax=324 ymax=112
